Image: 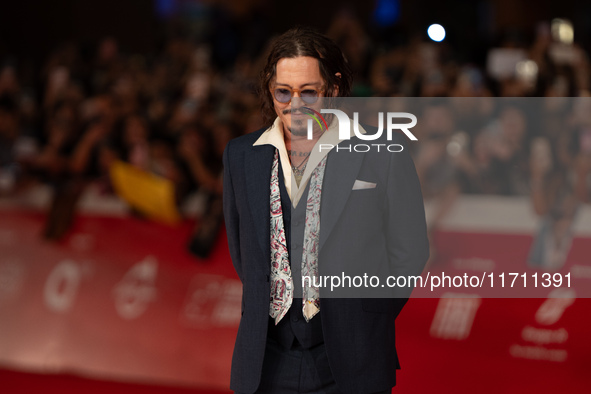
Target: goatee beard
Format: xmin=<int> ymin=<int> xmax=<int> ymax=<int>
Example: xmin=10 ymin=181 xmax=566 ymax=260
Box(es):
xmin=287 ymin=118 xmax=308 ymax=137
xmin=288 ymin=126 xmax=308 ymax=137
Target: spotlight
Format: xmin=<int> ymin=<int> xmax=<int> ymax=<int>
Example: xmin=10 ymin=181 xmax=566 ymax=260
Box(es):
xmin=427 ymin=24 xmax=446 ymax=42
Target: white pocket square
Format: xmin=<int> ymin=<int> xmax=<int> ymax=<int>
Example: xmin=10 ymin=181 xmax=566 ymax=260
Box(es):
xmin=352 ymin=180 xmax=377 ymax=190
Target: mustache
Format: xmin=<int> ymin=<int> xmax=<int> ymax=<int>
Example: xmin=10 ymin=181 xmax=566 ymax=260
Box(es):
xmin=282 ymin=106 xmax=314 ymax=115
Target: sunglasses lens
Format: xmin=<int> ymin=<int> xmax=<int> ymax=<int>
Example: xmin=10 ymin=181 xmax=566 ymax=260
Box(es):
xmin=301 ymin=90 xmax=319 ymax=104
xmin=274 ymin=89 xmax=291 ymax=103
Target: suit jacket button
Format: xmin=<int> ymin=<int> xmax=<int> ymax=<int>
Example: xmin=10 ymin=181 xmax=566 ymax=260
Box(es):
xmin=291 ymin=315 xmax=299 ymax=322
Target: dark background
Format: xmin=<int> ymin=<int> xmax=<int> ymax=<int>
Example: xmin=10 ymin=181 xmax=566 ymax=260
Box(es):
xmin=3 ymin=0 xmax=591 ymax=62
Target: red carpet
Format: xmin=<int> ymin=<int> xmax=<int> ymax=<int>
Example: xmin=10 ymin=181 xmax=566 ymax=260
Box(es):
xmin=0 ymin=208 xmax=589 ymax=393
xmin=0 ymin=368 xmax=229 ymax=394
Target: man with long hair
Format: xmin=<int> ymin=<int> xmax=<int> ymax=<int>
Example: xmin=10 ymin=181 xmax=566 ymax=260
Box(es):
xmin=223 ymin=26 xmax=428 ymax=393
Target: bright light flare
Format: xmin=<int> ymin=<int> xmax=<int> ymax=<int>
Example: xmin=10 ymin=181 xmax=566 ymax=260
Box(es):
xmin=428 ymin=24 xmax=446 ymax=42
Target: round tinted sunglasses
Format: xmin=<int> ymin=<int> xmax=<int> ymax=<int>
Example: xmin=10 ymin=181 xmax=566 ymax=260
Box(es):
xmin=272 ymin=87 xmax=323 ymax=104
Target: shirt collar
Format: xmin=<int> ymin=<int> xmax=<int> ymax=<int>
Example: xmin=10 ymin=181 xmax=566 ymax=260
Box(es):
xmin=253 ymin=115 xmax=366 ymax=206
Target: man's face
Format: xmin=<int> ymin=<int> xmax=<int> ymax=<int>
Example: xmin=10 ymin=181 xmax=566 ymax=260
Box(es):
xmin=272 ymin=56 xmax=325 ymax=138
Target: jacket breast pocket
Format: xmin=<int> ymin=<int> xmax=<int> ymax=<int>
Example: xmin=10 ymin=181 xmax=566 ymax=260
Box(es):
xmin=347 ymin=186 xmax=384 ymax=213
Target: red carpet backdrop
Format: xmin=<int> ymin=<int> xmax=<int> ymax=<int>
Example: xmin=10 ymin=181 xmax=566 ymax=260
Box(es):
xmin=0 ymin=197 xmax=590 ymax=393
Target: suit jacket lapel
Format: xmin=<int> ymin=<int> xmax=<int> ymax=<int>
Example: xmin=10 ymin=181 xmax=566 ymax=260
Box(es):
xmin=244 ymin=144 xmax=275 ymax=271
xmin=319 ymin=146 xmax=364 ymax=251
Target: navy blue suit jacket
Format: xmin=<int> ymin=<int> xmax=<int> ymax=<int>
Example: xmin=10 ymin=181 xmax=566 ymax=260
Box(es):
xmin=222 ymin=127 xmax=429 ymax=394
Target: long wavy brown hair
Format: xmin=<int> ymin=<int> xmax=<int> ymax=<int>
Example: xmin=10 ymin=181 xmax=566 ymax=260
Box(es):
xmin=258 ymin=26 xmax=353 ymax=126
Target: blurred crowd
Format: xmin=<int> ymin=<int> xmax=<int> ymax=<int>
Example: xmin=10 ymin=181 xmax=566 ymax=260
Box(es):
xmin=0 ymin=9 xmax=590 ymax=257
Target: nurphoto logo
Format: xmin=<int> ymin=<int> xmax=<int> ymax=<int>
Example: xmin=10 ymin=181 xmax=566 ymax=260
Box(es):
xmin=301 ymin=107 xmax=418 ymax=153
